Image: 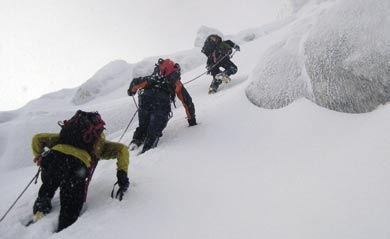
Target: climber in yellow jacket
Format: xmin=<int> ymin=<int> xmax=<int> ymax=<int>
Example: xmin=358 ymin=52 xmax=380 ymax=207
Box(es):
xmin=31 ymin=110 xmax=129 ymax=232
xmin=32 ymin=133 xmax=129 ymax=171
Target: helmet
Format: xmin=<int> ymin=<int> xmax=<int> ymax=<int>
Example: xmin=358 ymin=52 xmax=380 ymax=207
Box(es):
xmin=158 ymin=58 xmax=178 ymax=76
xmin=209 ymin=34 xmax=222 ymax=43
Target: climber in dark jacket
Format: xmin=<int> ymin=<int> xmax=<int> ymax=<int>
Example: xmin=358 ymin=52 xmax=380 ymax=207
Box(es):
xmin=127 ymin=58 xmax=197 ymax=153
xmin=201 ymin=34 xmax=240 ymax=94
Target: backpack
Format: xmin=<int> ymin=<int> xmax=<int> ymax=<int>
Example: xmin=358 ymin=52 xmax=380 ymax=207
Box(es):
xmin=58 ymin=110 xmax=106 ymax=154
xmin=158 ymin=58 xmax=179 ymax=77
xmin=148 ymin=58 xmax=180 ymax=103
xmin=201 ymin=34 xmax=222 ymax=56
xmin=217 ymin=41 xmax=233 ymax=55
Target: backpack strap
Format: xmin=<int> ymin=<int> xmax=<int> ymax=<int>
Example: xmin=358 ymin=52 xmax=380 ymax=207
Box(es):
xmin=84 ymin=155 xmax=99 ymax=202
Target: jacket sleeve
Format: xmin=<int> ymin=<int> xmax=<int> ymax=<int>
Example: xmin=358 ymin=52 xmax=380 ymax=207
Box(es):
xmin=99 ymin=140 xmax=130 ymax=173
xmin=175 ymin=80 xmax=196 ymax=120
xmin=224 ymin=40 xmax=236 ymax=48
xmin=32 ymin=133 xmax=60 ymax=157
xmin=128 ymin=77 xmax=149 ymax=96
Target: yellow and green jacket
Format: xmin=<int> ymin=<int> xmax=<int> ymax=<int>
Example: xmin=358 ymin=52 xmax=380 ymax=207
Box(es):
xmin=32 ymin=133 xmax=129 ymax=173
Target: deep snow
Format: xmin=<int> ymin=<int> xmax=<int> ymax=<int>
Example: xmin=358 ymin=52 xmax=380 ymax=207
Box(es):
xmin=1 ymin=0 xmax=390 ymax=238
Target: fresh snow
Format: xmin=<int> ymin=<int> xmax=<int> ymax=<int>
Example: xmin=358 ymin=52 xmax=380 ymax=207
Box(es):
xmin=1 ymin=0 xmax=390 ymax=238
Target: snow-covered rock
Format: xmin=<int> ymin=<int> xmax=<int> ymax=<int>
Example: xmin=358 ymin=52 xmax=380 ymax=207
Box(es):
xmin=72 ymin=60 xmax=132 ymax=105
xmin=247 ymin=0 xmax=390 ymax=113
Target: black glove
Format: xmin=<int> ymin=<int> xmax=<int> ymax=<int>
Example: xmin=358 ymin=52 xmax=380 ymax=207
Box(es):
xmin=117 ymin=170 xmax=130 ymax=191
xmin=234 ymin=44 xmax=240 ymax=51
xmin=128 ymin=77 xmax=145 ymax=96
xmin=188 ymin=117 xmax=197 ymax=126
xmin=114 ymin=170 xmax=130 ymax=201
xmin=127 ymin=88 xmax=134 ymax=96
xmin=206 ymin=65 xmax=212 ymax=74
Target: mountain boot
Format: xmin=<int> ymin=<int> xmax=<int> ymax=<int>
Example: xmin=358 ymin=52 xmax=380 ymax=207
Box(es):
xmin=129 ymin=138 xmax=143 ymax=151
xmin=208 ymin=78 xmax=222 ymax=94
xmin=33 ymin=197 xmax=52 ymax=215
xmin=215 ymin=72 xmax=231 ymax=84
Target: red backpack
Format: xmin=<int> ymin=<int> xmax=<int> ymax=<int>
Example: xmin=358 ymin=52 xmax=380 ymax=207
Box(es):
xmin=58 ymin=110 xmax=106 ymax=154
xmin=158 ymin=59 xmax=180 ymax=77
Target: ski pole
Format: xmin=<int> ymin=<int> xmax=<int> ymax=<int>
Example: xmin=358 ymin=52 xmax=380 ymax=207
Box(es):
xmin=118 ymin=108 xmax=139 ymax=143
xmin=183 ymin=49 xmax=237 ymax=85
xmin=230 ymin=49 xmax=237 ymax=58
xmin=0 ymin=168 xmax=41 ymax=223
xmin=132 ymin=95 xmax=139 ymax=109
xmin=118 ymin=95 xmax=140 ymax=143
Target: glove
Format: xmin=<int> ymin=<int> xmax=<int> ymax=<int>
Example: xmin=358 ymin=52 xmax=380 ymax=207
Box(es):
xmin=127 ymin=88 xmax=134 ymax=96
xmin=128 ymin=77 xmax=145 ymax=96
xmin=33 ymin=155 xmax=43 ymax=166
xmin=128 ymin=81 xmax=136 ymax=96
xmin=234 ymin=44 xmax=240 ymax=51
xmin=115 ymin=170 xmax=130 ymax=201
xmin=188 ymin=117 xmax=197 ymax=126
xmin=117 ymin=170 xmax=130 ymax=191
xmin=206 ymin=65 xmax=212 ymax=74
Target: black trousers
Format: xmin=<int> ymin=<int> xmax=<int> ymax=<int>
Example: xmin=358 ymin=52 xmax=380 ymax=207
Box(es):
xmin=37 ymin=150 xmax=88 ymax=232
xmin=209 ymin=57 xmax=238 ymax=77
xmin=132 ymin=92 xmax=171 ymax=152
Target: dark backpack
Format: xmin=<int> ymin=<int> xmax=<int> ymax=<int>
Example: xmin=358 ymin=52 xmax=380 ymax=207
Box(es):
xmin=217 ymin=41 xmax=234 ymax=55
xmin=201 ymin=34 xmax=222 ymax=56
xmin=58 ymin=110 xmax=106 ymax=154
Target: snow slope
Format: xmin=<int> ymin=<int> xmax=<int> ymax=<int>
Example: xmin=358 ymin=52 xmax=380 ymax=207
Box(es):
xmin=1 ymin=0 xmax=390 ymax=238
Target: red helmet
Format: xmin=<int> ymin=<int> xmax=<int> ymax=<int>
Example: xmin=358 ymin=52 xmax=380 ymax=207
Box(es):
xmin=158 ymin=59 xmax=178 ymax=76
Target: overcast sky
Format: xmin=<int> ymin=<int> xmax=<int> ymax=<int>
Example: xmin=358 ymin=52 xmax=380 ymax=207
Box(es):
xmin=0 ymin=0 xmax=284 ymax=111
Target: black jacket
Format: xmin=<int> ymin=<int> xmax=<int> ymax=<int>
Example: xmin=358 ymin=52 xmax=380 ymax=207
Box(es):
xmin=206 ymin=40 xmax=237 ymax=66
xmin=128 ymin=68 xmax=196 ymax=120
